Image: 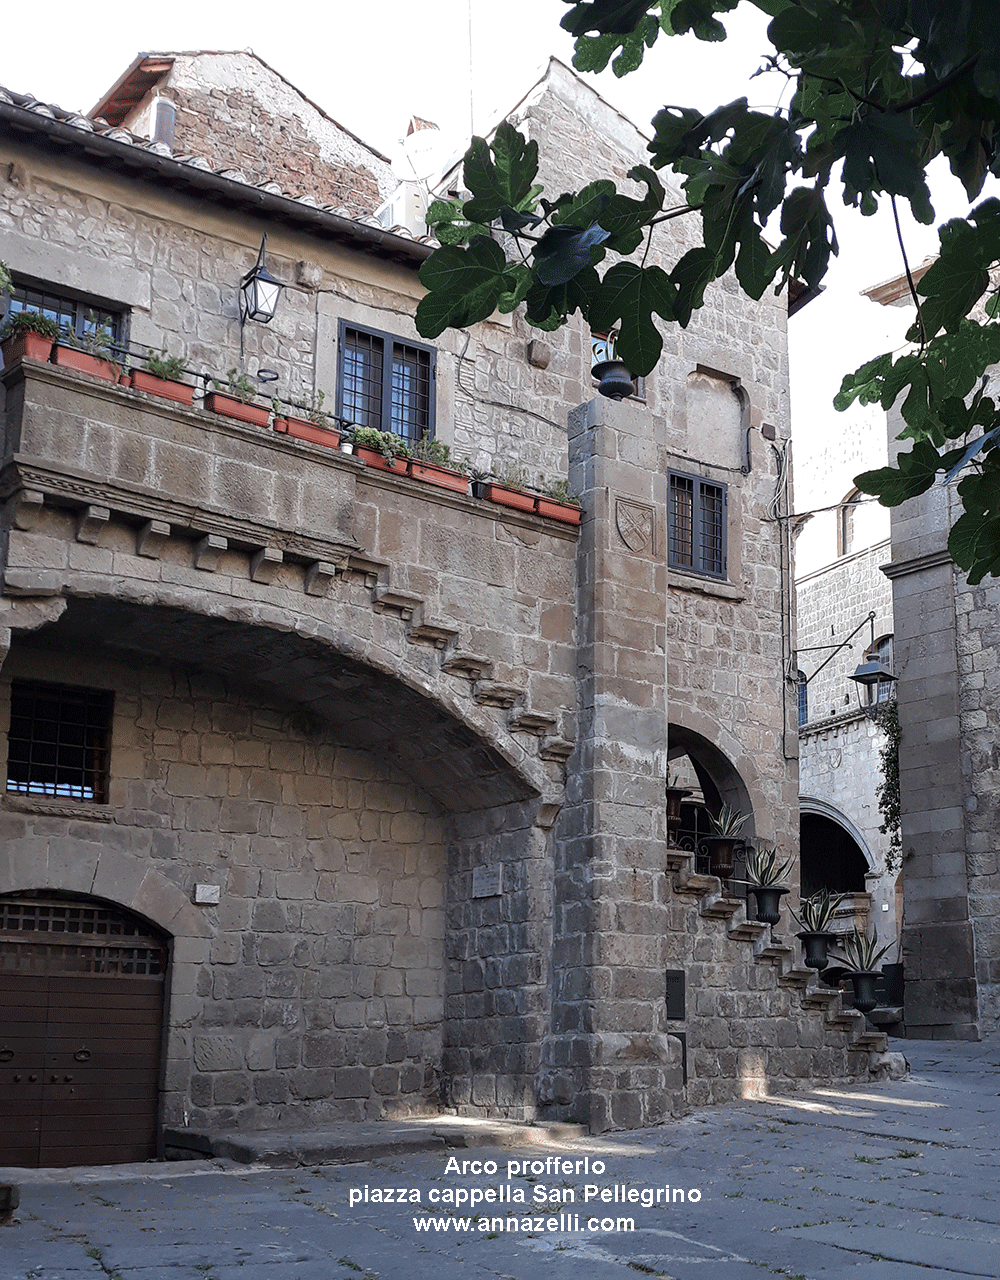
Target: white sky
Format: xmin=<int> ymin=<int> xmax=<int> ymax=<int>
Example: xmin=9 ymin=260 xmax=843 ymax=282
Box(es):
xmin=1 ymin=0 xmax=974 ymax=490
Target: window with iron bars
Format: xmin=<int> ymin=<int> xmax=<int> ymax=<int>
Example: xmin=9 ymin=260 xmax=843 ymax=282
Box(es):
xmin=6 ymin=279 xmax=126 ymax=352
xmin=337 ymin=321 xmax=435 ymax=444
xmin=668 ymin=471 xmax=727 ymax=578
xmin=6 ymin=682 xmax=114 ymax=803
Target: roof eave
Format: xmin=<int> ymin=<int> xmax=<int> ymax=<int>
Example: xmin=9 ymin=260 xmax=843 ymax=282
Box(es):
xmin=0 ymin=99 xmax=431 ymax=269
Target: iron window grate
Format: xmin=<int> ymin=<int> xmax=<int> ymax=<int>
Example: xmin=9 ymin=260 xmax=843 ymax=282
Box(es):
xmin=6 ymin=682 xmax=113 ymax=803
xmin=668 ymin=471 xmax=727 ymax=578
xmin=338 ymin=321 xmax=435 ymax=444
xmin=8 ymin=282 xmax=125 ymax=348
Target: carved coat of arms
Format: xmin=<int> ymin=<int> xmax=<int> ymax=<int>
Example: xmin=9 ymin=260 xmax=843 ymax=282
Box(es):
xmin=615 ymin=499 xmax=654 ymax=554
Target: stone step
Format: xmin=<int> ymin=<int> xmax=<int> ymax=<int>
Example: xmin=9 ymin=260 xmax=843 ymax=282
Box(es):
xmin=700 ymin=895 xmax=744 ymax=920
xmin=728 ymin=919 xmax=769 ymax=943
xmin=674 ymin=871 xmax=720 ymax=897
xmin=777 ymin=965 xmax=813 ymax=989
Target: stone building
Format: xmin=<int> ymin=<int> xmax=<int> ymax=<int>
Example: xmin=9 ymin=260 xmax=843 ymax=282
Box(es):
xmin=0 ymin=53 xmax=890 ymax=1168
xmin=793 ymin=392 xmax=900 ymax=956
xmin=860 ymin=272 xmax=1000 ymax=1041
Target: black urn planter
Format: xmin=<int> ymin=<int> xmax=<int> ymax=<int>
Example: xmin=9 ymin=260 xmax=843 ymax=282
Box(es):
xmin=797 ymin=930 xmax=837 ymax=971
xmin=846 ymin=970 xmax=881 ymax=1014
xmin=705 ymin=836 xmax=738 ymax=879
xmin=665 ymin=786 xmax=692 ymax=845
xmin=750 ymin=885 xmax=789 ymax=926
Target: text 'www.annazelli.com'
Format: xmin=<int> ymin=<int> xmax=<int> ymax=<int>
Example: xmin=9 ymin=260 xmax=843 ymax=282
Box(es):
xmin=413 ymin=1212 xmax=636 ymax=1234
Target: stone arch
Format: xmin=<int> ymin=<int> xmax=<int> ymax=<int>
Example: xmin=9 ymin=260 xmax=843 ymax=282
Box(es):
xmin=6 ymin=581 xmax=555 ymax=813
xmin=799 ymin=796 xmax=871 ymax=895
xmin=667 ymin=709 xmax=767 ymax=840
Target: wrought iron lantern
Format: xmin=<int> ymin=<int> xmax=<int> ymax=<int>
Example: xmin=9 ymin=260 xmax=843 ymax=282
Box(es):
xmin=239 ymin=235 xmax=283 ymax=325
xmin=848 ymin=657 xmax=897 ymax=718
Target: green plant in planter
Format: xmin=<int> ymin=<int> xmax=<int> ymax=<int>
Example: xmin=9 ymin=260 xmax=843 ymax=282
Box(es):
xmin=538 ymin=476 xmax=582 ymax=506
xmin=836 ymin=926 xmax=892 ymax=974
xmin=707 ymin=802 xmax=750 ymax=840
xmin=410 ymin=431 xmax=450 ymax=466
xmin=61 ymin=318 xmax=115 ymax=359
xmin=794 ymin=888 xmax=846 ymax=934
xmin=145 ymin=349 xmax=187 ymax=382
xmin=744 ymin=841 xmax=791 ymax=888
xmin=352 ymin=426 xmax=411 ymax=462
xmin=213 ymin=368 xmax=259 ymax=404
xmin=494 ymin=462 xmax=531 ymax=492
xmin=0 ymin=310 xmax=61 ymax=341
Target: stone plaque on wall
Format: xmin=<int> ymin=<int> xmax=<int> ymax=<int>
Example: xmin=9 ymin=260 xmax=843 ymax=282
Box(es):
xmin=472 ymin=864 xmax=503 ymax=898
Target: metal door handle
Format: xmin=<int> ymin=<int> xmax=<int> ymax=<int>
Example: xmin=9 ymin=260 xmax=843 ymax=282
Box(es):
xmin=74 ymin=1048 xmax=91 ymax=1062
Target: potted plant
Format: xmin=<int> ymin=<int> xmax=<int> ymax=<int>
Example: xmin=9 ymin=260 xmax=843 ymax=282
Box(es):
xmin=129 ymin=348 xmax=194 ymax=406
xmin=704 ymin=801 xmax=750 ymax=879
xmin=407 ymin=432 xmax=469 ymax=493
xmin=744 ymin=840 xmax=791 ymax=925
xmin=536 ymin=476 xmax=583 ymax=526
xmin=483 ymin=463 xmax=536 ymax=513
xmin=834 ymin=926 xmax=892 ymax=1013
xmin=664 ymin=773 xmax=692 ymax=846
xmin=52 ymin=318 xmax=120 ymax=383
xmin=272 ymin=389 xmax=341 ymax=449
xmin=353 ymin=427 xmax=411 ymax=475
xmin=0 ymin=310 xmax=61 ymax=368
xmin=205 ymin=368 xmax=270 ymax=428
xmin=794 ymin=888 xmax=845 ymax=970
xmin=469 ymin=467 xmax=491 ymax=499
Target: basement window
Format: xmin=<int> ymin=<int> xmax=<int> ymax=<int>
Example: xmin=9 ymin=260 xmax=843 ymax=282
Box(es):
xmin=6 ymin=682 xmax=114 ymax=803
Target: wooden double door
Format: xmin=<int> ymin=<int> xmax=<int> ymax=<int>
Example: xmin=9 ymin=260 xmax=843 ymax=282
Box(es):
xmin=0 ymin=895 xmax=167 ymax=1167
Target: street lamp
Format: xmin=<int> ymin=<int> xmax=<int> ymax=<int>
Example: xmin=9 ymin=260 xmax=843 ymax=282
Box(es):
xmin=239 ymin=235 xmax=283 ymax=326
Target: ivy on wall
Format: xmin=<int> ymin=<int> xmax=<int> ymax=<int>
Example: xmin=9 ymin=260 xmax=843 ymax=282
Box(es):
xmin=874 ymin=701 xmax=902 ymax=874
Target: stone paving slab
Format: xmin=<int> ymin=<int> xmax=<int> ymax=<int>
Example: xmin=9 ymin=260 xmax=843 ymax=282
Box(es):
xmin=2 ymin=1036 xmax=999 ymax=1280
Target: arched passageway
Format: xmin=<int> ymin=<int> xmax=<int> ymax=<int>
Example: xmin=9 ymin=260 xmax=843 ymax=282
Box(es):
xmin=799 ymin=812 xmax=869 ymax=896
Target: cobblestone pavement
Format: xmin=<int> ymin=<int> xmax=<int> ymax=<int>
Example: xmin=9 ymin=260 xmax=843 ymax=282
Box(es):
xmin=2 ymin=1037 xmax=998 ymax=1280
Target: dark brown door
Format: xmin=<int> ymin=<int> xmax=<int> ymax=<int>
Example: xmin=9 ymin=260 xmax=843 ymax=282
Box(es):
xmin=0 ymin=895 xmax=167 ymax=1168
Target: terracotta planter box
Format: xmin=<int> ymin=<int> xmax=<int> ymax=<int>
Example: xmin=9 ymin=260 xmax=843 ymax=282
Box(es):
xmin=536 ymin=496 xmax=582 ymax=525
xmin=52 ymin=345 xmax=119 ymax=383
xmin=407 ymin=460 xmax=469 ymax=494
xmin=355 ymin=445 xmax=408 ymax=475
xmin=483 ymin=483 xmax=536 ymax=513
xmin=204 ymin=391 xmax=270 ymax=428
xmin=129 ymin=368 xmax=195 ymax=407
xmin=1 ymin=331 xmax=55 ymax=368
xmin=273 ymin=416 xmax=341 ymax=449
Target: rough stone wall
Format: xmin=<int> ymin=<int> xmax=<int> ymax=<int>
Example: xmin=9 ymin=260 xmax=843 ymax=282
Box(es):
xmin=146 ymin=53 xmax=394 ymax=216
xmin=885 ymin=417 xmax=979 ymax=1038
xmin=0 ymin=642 xmax=447 ymax=1130
xmin=953 ymin=573 xmax=1000 ymax=1035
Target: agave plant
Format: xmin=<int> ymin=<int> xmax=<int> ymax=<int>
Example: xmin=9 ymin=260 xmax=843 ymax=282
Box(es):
xmin=744 ymin=840 xmax=791 ymax=887
xmin=836 ymin=926 xmax=892 ymax=974
xmin=707 ymin=801 xmax=750 ymax=840
xmin=795 ymin=888 xmax=846 ymax=934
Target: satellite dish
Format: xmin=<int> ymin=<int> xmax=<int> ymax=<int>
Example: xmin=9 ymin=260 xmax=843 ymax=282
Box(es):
xmin=391 ymin=122 xmax=451 ymax=183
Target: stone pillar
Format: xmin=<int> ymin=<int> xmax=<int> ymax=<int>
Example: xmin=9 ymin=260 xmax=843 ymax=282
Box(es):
xmin=542 ymin=396 xmax=683 ymax=1131
xmin=884 ymin=418 xmax=979 ymax=1038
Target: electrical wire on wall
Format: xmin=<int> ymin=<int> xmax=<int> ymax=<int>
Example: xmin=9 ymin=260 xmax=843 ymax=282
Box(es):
xmin=769 ymin=439 xmax=798 ymax=758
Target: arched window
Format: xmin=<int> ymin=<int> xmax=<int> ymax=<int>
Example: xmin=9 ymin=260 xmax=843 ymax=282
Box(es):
xmin=797 ymin=671 xmax=809 ymax=726
xmin=838 ymin=488 xmax=862 ymax=557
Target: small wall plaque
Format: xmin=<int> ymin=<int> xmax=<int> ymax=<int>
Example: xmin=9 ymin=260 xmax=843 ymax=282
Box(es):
xmin=193 ymin=884 xmax=221 ymax=905
xmin=472 ymin=864 xmax=502 ymax=898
